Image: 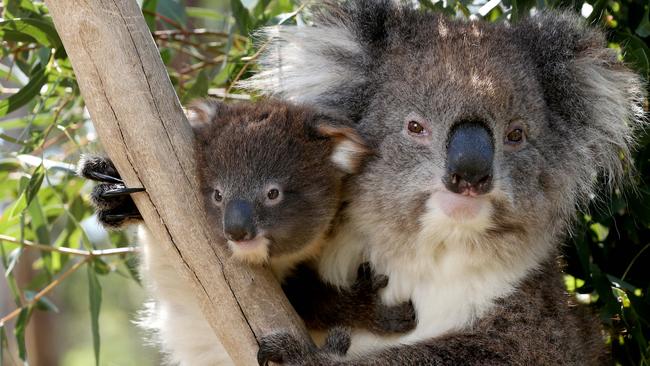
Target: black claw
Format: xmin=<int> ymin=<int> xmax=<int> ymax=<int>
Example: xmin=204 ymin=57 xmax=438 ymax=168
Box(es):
xmin=101 ymin=187 xmax=146 ymax=197
xmin=104 ymin=213 xmax=143 ymax=220
xmin=86 ymin=171 xmax=124 ymax=184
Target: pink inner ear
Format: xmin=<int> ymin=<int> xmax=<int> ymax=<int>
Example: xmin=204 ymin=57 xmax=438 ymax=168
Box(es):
xmin=186 ymin=99 xmax=223 ymax=128
xmin=318 ymin=124 xmax=371 ymax=173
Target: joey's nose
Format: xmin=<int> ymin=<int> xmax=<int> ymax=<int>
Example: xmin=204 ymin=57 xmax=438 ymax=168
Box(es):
xmin=444 ymin=121 xmax=494 ymax=196
xmin=223 ymin=200 xmax=256 ymax=241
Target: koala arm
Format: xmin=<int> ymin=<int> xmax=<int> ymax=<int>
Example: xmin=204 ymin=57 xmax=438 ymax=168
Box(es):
xmin=263 ymin=264 xmax=603 ymax=366
xmin=259 ymin=331 xmax=513 ymax=366
xmin=282 ymin=263 xmax=416 ymax=335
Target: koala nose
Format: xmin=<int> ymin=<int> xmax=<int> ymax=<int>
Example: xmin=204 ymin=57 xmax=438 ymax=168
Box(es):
xmin=444 ymin=121 xmax=494 ymax=196
xmin=223 ymin=200 xmax=256 ymax=241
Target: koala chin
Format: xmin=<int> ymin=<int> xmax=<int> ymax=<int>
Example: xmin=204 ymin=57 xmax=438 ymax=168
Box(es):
xmin=246 ymin=0 xmax=646 ymax=364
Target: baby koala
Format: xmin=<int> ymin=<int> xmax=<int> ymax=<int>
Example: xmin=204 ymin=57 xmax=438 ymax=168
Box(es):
xmin=79 ymin=99 xmax=415 ymax=365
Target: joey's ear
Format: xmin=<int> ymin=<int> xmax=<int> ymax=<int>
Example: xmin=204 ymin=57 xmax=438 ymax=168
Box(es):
xmin=318 ymin=124 xmax=371 ymax=174
xmin=517 ymin=12 xmax=646 ymax=190
xmin=185 ymin=98 xmax=227 ymax=131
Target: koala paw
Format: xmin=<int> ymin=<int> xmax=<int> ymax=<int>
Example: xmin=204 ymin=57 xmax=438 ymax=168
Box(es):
xmin=352 ymin=262 xmax=389 ymax=294
xmin=373 ymin=300 xmax=417 ymax=334
xmin=78 ymin=155 xmax=145 ymax=229
xmin=257 ymin=328 xmax=349 ymax=366
xmin=351 ymin=262 xmax=417 ymax=334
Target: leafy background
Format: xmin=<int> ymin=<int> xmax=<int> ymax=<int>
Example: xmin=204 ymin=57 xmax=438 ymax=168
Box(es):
xmin=0 ymin=0 xmax=648 ymax=365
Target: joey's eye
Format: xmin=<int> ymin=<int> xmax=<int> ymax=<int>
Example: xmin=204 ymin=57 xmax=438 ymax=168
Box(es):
xmin=505 ymin=127 xmax=525 ymax=145
xmin=214 ymin=189 xmax=223 ymax=202
xmin=407 ymin=121 xmax=425 ymax=134
xmin=267 ymin=188 xmax=280 ymax=200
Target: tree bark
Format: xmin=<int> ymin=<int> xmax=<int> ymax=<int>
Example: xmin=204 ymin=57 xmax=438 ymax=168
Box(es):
xmin=44 ymin=0 xmax=308 ymax=364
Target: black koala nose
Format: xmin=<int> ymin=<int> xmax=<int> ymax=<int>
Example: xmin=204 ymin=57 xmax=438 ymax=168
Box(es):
xmin=444 ymin=121 xmax=494 ymax=196
xmin=223 ymin=200 xmax=256 ymax=241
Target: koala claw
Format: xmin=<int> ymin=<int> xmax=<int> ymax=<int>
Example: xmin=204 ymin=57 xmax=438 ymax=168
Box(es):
xmin=78 ymin=155 xmax=144 ymax=229
xmin=84 ymin=170 xmax=124 ymax=184
xmin=100 ymin=186 xmax=146 ymax=198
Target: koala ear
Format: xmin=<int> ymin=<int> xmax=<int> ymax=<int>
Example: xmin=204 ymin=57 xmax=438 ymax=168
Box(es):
xmin=239 ymin=0 xmax=393 ymax=120
xmin=185 ymin=98 xmax=225 ymax=127
xmin=517 ymin=12 xmax=646 ymax=189
xmin=317 ymin=124 xmax=370 ymax=174
xmin=185 ymin=99 xmax=228 ymax=138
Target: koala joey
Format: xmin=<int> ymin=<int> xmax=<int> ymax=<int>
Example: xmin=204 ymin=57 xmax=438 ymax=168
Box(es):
xmin=79 ymin=99 xmax=416 ymax=365
xmin=245 ymin=1 xmax=647 ymax=365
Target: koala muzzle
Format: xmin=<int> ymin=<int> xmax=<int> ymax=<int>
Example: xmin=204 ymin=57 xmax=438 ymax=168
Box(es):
xmin=223 ymin=200 xmax=257 ymax=241
xmin=444 ymin=121 xmax=494 ymax=196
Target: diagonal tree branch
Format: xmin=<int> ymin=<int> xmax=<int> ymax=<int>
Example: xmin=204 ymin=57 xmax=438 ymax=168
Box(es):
xmin=43 ymin=0 xmax=308 ymax=364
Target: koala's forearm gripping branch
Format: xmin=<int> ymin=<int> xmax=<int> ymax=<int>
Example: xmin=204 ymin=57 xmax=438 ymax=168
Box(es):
xmin=45 ymin=0 xmax=309 ymax=363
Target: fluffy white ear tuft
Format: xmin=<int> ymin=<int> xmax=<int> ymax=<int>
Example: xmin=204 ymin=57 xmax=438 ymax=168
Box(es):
xmin=318 ymin=125 xmax=370 ymax=174
xmin=185 ymin=99 xmax=223 ymax=128
xmin=239 ymin=25 xmax=365 ymax=107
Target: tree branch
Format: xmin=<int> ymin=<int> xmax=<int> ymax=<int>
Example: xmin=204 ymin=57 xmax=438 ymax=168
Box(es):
xmin=43 ymin=0 xmax=309 ymax=364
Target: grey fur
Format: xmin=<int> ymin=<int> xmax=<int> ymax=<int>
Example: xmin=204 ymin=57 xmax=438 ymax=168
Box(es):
xmin=249 ymin=1 xmax=647 ymax=365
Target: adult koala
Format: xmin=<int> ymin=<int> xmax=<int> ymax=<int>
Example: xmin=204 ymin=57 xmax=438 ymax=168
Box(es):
xmin=246 ymin=0 xmax=647 ymax=364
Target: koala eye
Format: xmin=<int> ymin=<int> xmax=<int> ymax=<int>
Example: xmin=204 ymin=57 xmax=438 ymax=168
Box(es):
xmin=267 ymin=188 xmax=280 ymax=200
xmin=407 ymin=121 xmax=425 ymax=135
xmin=214 ymin=189 xmax=223 ymax=203
xmin=505 ymin=126 xmax=526 ymax=145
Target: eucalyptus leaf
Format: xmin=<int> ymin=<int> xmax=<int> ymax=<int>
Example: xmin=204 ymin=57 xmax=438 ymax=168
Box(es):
xmin=87 ymin=262 xmax=103 ymax=366
xmin=0 ymin=63 xmax=48 ymax=117
xmin=231 ymin=0 xmax=253 ymax=34
xmin=14 ymin=307 xmax=31 ymax=361
xmin=142 ymin=0 xmax=158 ymax=31
xmin=0 ymin=18 xmax=62 ymax=48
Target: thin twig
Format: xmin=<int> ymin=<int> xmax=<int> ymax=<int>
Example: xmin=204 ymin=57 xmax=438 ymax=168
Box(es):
xmin=0 ymin=234 xmax=138 ymax=258
xmin=621 ymin=243 xmax=650 ymax=282
xmin=224 ymin=42 xmax=269 ymax=97
xmin=153 ymin=28 xmax=229 ymax=38
xmin=0 ymin=258 xmax=88 ymax=326
xmin=142 ymin=9 xmax=186 ymax=32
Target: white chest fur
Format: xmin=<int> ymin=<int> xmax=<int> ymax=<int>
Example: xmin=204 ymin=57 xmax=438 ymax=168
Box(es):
xmin=319 ymin=197 xmax=542 ymax=357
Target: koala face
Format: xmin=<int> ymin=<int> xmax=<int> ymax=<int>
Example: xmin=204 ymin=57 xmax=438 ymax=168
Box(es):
xmin=189 ymin=100 xmax=367 ymax=264
xmin=246 ymin=1 xmax=645 ymax=265
xmin=355 ymin=36 xmax=560 ymax=247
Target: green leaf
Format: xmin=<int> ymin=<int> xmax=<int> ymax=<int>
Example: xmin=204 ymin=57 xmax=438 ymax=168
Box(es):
xmin=186 ymin=6 xmax=226 ymax=21
xmin=142 ymin=0 xmax=158 ymax=31
xmin=24 ymin=291 xmax=59 ymax=313
xmin=613 ymin=31 xmax=650 ymax=78
xmin=0 ymin=133 xmax=27 ymax=146
xmin=28 ymin=197 xmax=50 ymax=245
xmin=231 ymin=0 xmax=253 ymax=34
xmin=0 ymin=63 xmax=48 ymax=117
xmin=87 ymin=262 xmax=102 ymax=366
xmin=156 ymin=0 xmax=187 ymax=27
xmin=0 ymin=18 xmax=62 ymax=48
xmin=181 ymin=69 xmax=210 ymax=103
xmin=93 ymin=257 xmax=111 ymax=275
xmin=28 ymin=197 xmax=52 ymax=277
xmin=14 ymin=307 xmax=32 ymax=361
xmin=636 ymin=6 xmax=650 ymax=38
xmin=253 ymin=0 xmax=272 ymax=18
xmin=24 ymin=164 xmax=45 ymax=208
